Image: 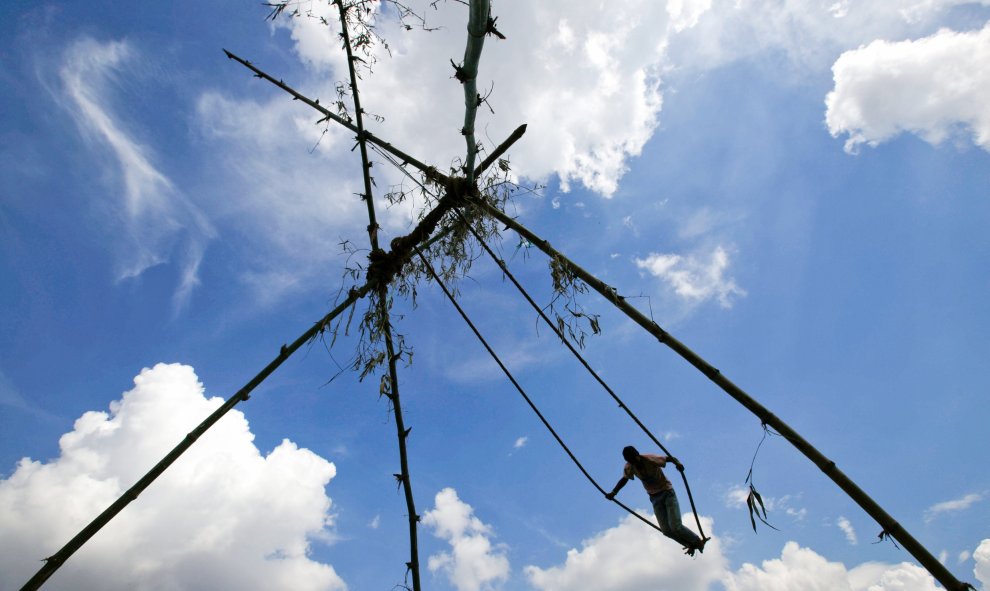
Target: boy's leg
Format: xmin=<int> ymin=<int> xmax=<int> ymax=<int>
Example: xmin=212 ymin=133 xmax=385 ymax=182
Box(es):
xmin=661 ymin=491 xmax=703 ymax=549
xmin=651 ymin=493 xmax=674 ymax=536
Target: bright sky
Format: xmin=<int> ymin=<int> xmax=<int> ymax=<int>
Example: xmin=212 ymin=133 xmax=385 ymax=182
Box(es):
xmin=2 ymin=1 xmax=989 ymax=590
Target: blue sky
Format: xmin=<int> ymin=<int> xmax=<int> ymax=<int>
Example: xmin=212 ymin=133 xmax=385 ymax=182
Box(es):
xmin=2 ymin=1 xmax=989 ymax=590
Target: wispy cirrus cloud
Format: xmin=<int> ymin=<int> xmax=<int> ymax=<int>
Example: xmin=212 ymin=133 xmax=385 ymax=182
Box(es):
xmin=59 ymin=37 xmax=214 ymax=313
xmin=924 ymin=492 xmax=984 ymax=522
xmin=0 ymin=369 xmax=58 ymax=421
xmin=837 ymin=516 xmax=858 ymax=546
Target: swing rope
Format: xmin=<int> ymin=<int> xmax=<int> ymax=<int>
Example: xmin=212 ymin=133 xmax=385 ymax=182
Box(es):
xmin=370 ymin=140 xmax=707 ymax=539
xmin=413 ymin=246 xmax=669 ymax=534
xmin=447 ymin=205 xmax=708 ymax=542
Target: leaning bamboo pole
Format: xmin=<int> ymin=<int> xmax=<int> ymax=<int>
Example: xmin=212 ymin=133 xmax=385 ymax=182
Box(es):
xmin=334 ymin=2 xmax=421 ymax=588
xmin=224 ymin=50 xmax=445 ymax=186
xmin=474 ymin=201 xmax=973 ymax=591
xmin=18 ymin=282 xmax=374 ymax=591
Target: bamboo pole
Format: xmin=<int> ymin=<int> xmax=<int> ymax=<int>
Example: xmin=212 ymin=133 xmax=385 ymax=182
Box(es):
xmin=224 ymin=50 xmax=447 ymax=186
xmin=475 ymin=201 xmax=974 ymax=591
xmin=334 ymin=3 xmax=421 ymax=589
xmin=457 ymin=0 xmax=490 ymax=184
xmin=18 ymin=161 xmax=474 ymax=590
xmin=474 ymin=123 xmax=526 ymax=178
xmin=18 ymin=282 xmax=374 ymax=591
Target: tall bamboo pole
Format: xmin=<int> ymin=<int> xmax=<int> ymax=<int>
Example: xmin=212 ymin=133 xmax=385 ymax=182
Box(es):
xmin=458 ymin=0 xmax=489 ymax=184
xmin=476 ymin=201 xmax=973 ymax=591
xmin=334 ymin=3 xmax=421 ymax=589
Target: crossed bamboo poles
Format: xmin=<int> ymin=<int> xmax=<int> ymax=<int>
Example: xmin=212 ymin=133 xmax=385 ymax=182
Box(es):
xmin=19 ymin=3 xmax=973 ymax=590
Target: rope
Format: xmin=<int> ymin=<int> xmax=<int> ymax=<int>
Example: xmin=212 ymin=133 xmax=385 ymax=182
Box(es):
xmin=374 ymin=144 xmax=707 ymax=540
xmin=414 ymin=246 xmax=670 ymax=535
xmin=447 ymin=205 xmax=708 ymax=542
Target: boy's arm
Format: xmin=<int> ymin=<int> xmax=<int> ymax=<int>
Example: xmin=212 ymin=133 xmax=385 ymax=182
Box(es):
xmin=605 ymin=476 xmax=629 ymax=500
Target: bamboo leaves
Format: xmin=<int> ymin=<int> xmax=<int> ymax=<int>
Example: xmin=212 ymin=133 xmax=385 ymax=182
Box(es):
xmin=744 ymin=483 xmax=779 ymax=533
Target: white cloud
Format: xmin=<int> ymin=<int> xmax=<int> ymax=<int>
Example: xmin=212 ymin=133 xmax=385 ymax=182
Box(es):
xmin=958 ymin=550 xmax=971 ymax=564
xmin=726 ymin=541 xmax=940 ymax=591
xmin=636 ymin=246 xmax=745 ymax=308
xmin=266 ymin=0 xmax=693 ymax=197
xmin=525 ymin=512 xmax=724 ymax=591
xmin=725 ymin=485 xmax=751 ymax=509
xmin=924 ymin=492 xmax=984 ymax=522
xmin=422 ymin=488 xmax=509 ymax=591
xmin=443 ymin=336 xmax=552 ymax=384
xmin=837 ymin=516 xmax=858 ymax=545
xmin=726 ymin=542 xmax=852 ymax=591
xmin=850 ymin=561 xmax=940 ymax=591
xmin=524 ymin=511 xmax=971 ymax=591
xmin=513 ymin=436 xmax=528 ymax=450
xmin=975 ymin=539 xmax=990 ymax=587
xmin=826 ymin=22 xmax=990 ymax=154
xmin=369 ymin=514 xmax=381 ymax=529
xmin=191 ymin=1 xmax=990 ymax=310
xmin=0 ymin=363 xmax=343 ymax=591
xmin=669 ymin=0 xmax=990 ymax=72
xmin=59 ymin=38 xmax=214 ymax=313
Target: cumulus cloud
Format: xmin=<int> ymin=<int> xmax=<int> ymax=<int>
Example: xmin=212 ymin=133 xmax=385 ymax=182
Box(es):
xmin=525 ymin=509 xmax=972 ymax=591
xmin=636 ymin=246 xmax=745 ymax=308
xmin=422 ymin=488 xmax=509 ymax=591
xmin=261 ymin=0 xmax=693 ymax=197
xmin=59 ymin=38 xmax=214 ymax=313
xmin=975 ymin=539 xmax=990 ymax=587
xmin=0 ymin=363 xmax=343 ymax=591
xmin=725 ymin=541 xmax=941 ymax=591
xmin=525 ymin=512 xmax=724 ymax=591
xmin=826 ymin=22 xmax=990 ymax=154
xmin=837 ymin=516 xmax=858 ymax=545
xmin=513 ymin=436 xmax=528 ymax=450
xmin=726 ymin=542 xmax=852 ymax=591
xmin=924 ymin=492 xmax=984 ymax=522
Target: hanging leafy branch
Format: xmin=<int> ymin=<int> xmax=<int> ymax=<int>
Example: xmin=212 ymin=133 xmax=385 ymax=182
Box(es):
xmin=742 ymin=424 xmax=780 ymax=533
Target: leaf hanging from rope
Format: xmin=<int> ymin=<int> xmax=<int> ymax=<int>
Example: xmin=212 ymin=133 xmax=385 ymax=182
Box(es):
xmin=745 ymin=483 xmax=779 ymax=533
xmin=743 ymin=424 xmax=779 ymax=532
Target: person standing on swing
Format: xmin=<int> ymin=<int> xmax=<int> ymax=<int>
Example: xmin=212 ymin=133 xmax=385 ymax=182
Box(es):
xmin=605 ymin=445 xmax=706 ymax=555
